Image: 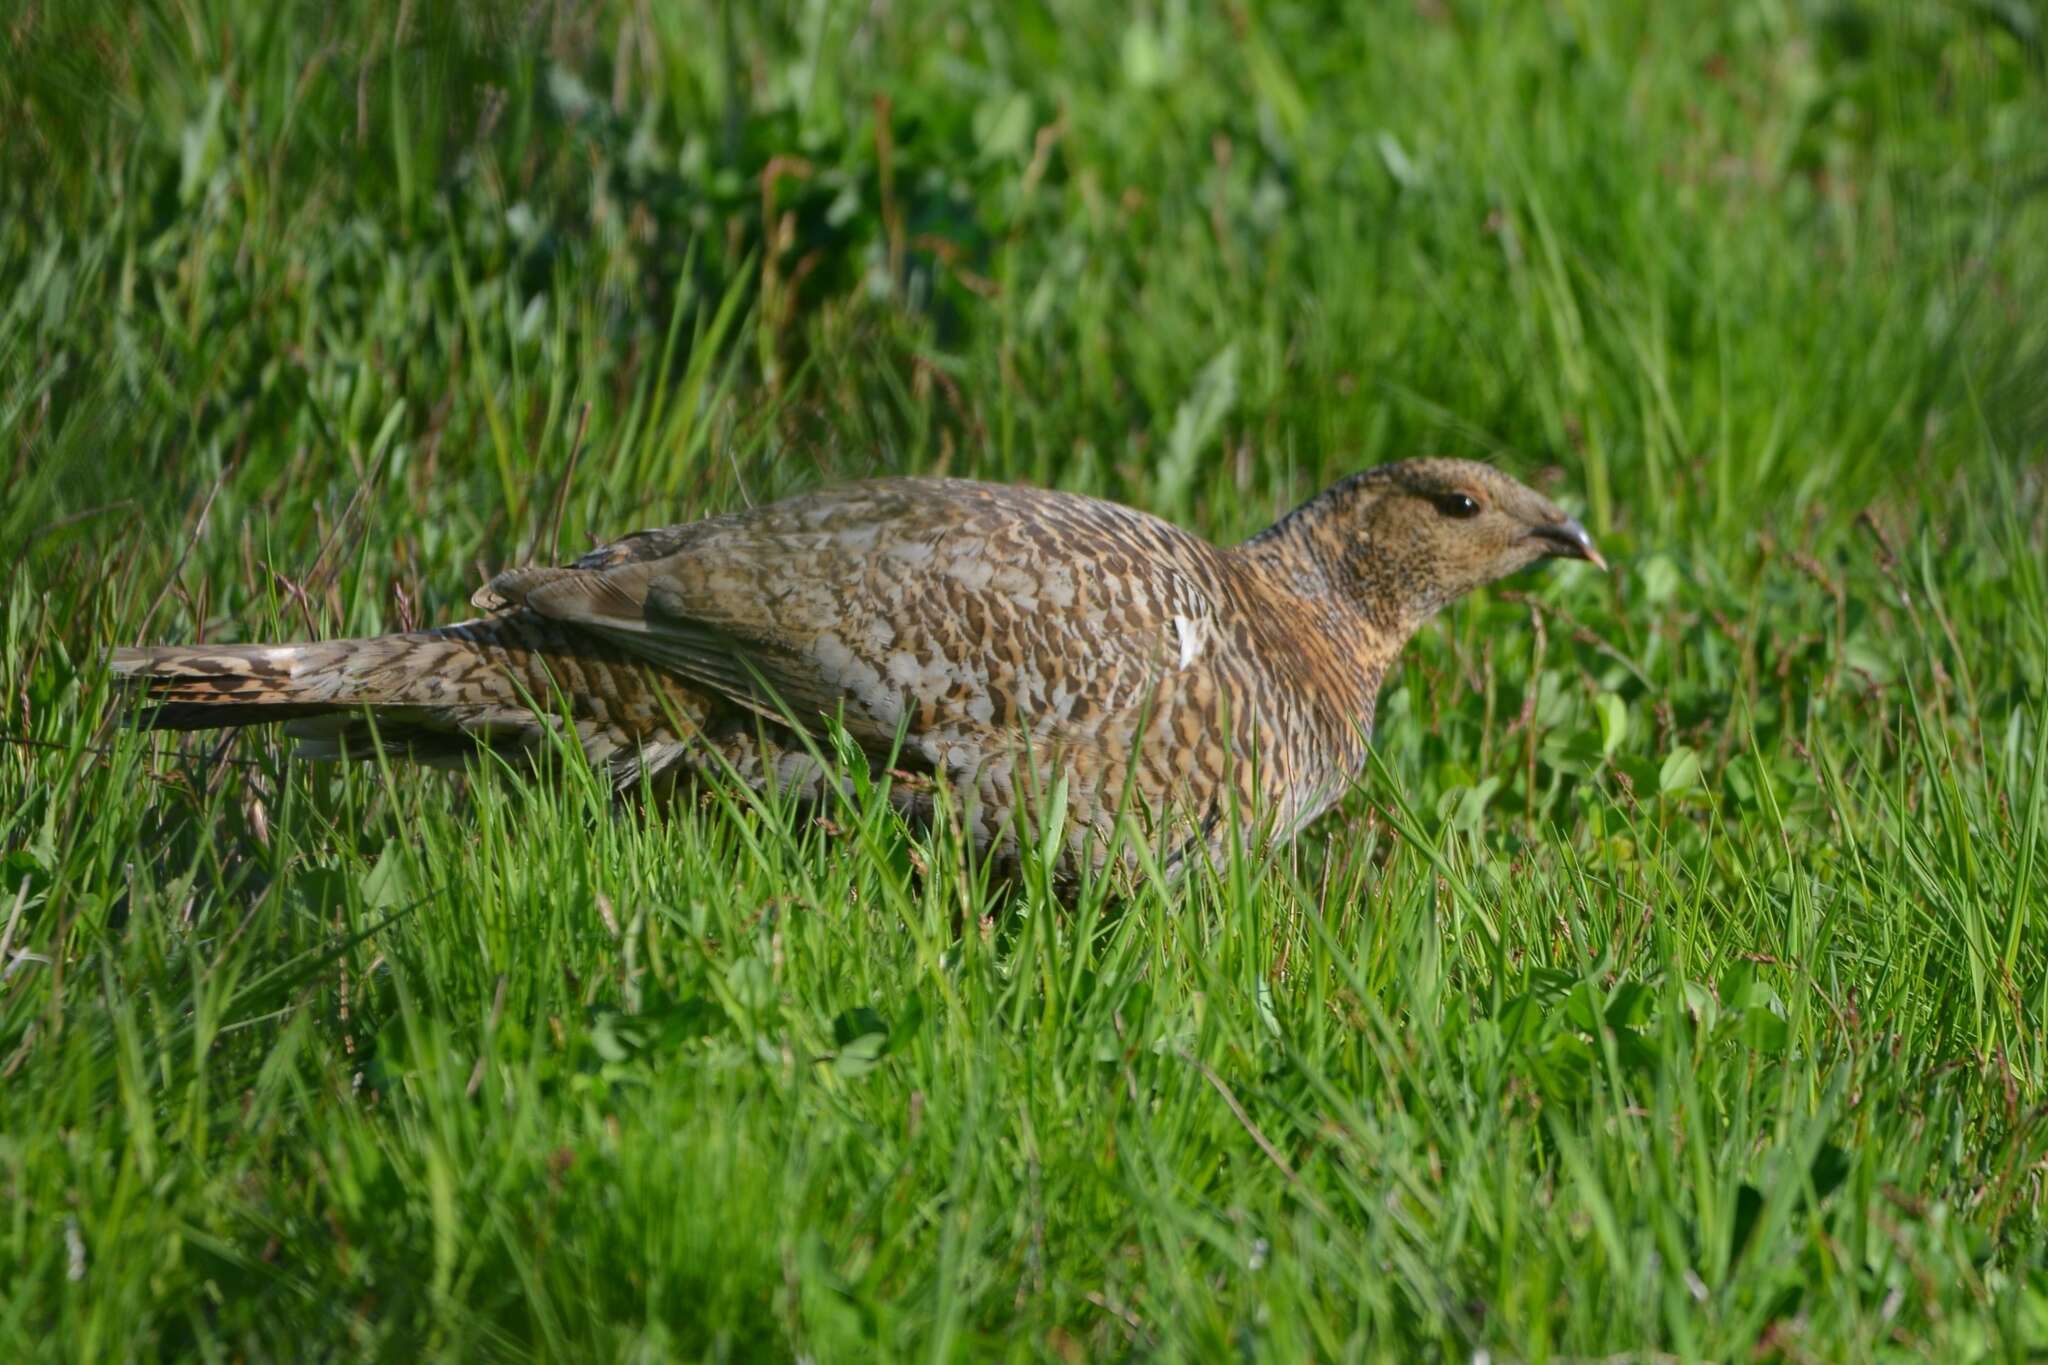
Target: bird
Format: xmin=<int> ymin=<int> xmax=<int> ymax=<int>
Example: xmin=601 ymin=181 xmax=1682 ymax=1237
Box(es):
xmin=112 ymin=458 xmax=1602 ymax=876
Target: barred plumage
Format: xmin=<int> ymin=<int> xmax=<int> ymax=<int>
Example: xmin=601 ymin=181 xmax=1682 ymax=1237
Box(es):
xmin=112 ymin=458 xmax=1601 ymax=873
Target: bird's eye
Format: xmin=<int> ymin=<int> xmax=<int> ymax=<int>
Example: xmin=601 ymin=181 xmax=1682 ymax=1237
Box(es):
xmin=1433 ymin=492 xmax=1481 ymax=520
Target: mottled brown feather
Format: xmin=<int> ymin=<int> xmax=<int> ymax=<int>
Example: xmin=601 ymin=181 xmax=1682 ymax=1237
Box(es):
xmin=110 ymin=458 xmax=1600 ymax=874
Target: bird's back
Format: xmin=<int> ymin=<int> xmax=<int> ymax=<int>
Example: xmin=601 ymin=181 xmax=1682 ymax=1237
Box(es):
xmin=116 ymin=474 xmax=1425 ymax=875
xmin=484 ymin=477 xmax=1360 ymax=864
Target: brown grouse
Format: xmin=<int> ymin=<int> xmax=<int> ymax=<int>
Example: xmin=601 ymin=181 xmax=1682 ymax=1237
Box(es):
xmin=113 ymin=459 xmax=1601 ymax=873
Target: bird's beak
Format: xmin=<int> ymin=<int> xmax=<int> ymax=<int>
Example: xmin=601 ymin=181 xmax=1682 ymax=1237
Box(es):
xmin=1531 ymin=518 xmax=1606 ymax=572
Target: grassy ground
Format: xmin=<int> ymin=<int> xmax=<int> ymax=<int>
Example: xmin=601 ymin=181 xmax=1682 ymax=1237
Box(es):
xmin=4 ymin=0 xmax=2048 ymax=1358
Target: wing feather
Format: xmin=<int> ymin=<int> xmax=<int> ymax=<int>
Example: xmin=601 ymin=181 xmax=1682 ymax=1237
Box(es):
xmin=480 ymin=478 xmax=1229 ymax=760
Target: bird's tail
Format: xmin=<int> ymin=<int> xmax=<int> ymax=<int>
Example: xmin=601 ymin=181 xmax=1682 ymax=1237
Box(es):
xmin=109 ymin=615 xmax=711 ymax=779
xmin=111 ymin=627 xmax=510 ymax=729
xmin=112 ymin=618 xmax=606 ymax=769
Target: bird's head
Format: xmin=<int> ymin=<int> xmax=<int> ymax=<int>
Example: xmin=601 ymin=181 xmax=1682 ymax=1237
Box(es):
xmin=1251 ymin=457 xmax=1604 ymax=632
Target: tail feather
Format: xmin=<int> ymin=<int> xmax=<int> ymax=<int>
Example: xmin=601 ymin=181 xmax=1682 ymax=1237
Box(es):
xmin=108 ymin=616 xmax=716 ymax=783
xmin=110 ymin=632 xmax=513 ymax=713
xmin=110 ymin=625 xmax=548 ymax=740
xmin=111 ymin=642 xmax=360 ymax=723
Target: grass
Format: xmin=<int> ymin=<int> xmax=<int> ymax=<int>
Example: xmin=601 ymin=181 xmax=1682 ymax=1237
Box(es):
xmin=4 ymin=0 xmax=2048 ymax=1357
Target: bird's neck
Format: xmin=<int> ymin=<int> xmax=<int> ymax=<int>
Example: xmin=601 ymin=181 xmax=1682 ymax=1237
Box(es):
xmin=1236 ymin=475 xmax=1451 ymax=636
xmin=1227 ymin=515 xmax=1413 ymax=762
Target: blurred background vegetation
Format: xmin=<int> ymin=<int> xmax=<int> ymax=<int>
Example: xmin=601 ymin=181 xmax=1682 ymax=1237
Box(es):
xmin=6 ymin=0 xmax=2043 ymax=565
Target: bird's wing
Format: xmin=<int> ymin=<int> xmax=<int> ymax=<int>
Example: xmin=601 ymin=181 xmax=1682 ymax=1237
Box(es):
xmin=479 ymin=480 xmax=1229 ymax=755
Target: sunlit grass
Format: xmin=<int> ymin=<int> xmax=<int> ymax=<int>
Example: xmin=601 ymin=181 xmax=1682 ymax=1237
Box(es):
xmin=3 ymin=0 xmax=2047 ymax=1358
